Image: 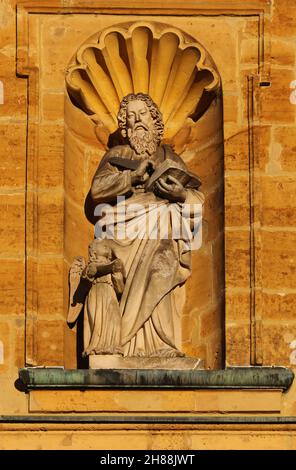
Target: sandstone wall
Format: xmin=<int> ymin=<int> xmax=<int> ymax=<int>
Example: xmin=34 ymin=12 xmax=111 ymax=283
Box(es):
xmin=1 ymin=0 xmax=296 ymax=449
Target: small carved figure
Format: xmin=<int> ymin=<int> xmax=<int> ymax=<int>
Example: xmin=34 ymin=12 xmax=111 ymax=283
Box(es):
xmin=68 ymin=240 xmax=125 ymax=356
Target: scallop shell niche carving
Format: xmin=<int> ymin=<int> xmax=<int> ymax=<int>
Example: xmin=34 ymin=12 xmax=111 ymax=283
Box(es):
xmin=66 ymin=21 xmax=220 ymax=147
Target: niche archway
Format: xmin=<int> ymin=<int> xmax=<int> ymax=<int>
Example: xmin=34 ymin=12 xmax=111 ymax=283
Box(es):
xmin=64 ymin=21 xmax=224 ymax=368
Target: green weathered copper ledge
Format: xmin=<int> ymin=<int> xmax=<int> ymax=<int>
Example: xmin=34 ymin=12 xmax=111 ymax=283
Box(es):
xmin=2 ymin=415 xmax=296 ymax=425
xmin=18 ymin=366 xmax=294 ymax=390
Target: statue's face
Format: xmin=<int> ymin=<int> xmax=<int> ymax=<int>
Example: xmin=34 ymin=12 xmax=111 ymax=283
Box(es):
xmin=126 ymin=99 xmax=154 ymax=136
xmin=89 ymin=242 xmax=111 ymax=261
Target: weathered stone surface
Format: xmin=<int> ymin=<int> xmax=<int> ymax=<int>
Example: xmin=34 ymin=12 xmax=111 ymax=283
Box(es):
xmin=272 ymin=0 xmax=296 ymax=37
xmin=37 ymin=191 xmax=64 ymax=254
xmin=263 ymin=291 xmax=296 ymax=321
xmin=0 ymin=194 xmax=25 ymax=254
xmin=36 ymin=320 xmax=64 ymax=365
xmin=64 ymin=95 xmax=101 ymax=147
xmin=262 ymin=324 xmax=296 ymax=365
xmin=212 ymin=233 xmax=225 ymax=302
xmin=2 ymin=423 xmax=296 ymax=450
xmin=239 ymin=67 xmax=259 ymax=123
xmin=0 ymin=260 xmax=25 ymax=316
xmin=189 ymin=425 xmax=296 ymax=451
xmin=0 ymin=372 xmax=28 ymax=415
xmin=0 ymin=78 xmax=27 ymax=120
xmin=203 ymin=186 xmax=224 ymax=241
xmin=183 ymin=343 xmax=207 ymax=364
xmin=240 ymin=19 xmax=259 ymax=40
xmin=150 ymin=433 xmax=189 ymax=451
xmin=183 ymin=102 xmax=223 ymax=155
xmin=226 ymin=323 xmax=250 ymax=366
xmin=39 ymin=14 xmax=121 ymax=91
xmin=182 ymin=313 xmax=198 ymax=345
xmin=86 ymin=150 xmax=105 ymax=190
xmin=199 ymin=305 xmax=223 ymax=339
xmin=185 ymin=19 xmax=237 ymax=92
xmin=260 ymin=69 xmax=295 ymax=124
xmin=186 ymin=144 xmax=223 ymax=196
xmin=64 ymin=130 xmax=86 ymax=206
xmin=0 ymin=320 xmax=11 ymax=373
xmin=254 ymin=125 xmax=271 ymax=170
xmin=37 ymin=258 xmax=64 ymax=317
xmin=38 ymin=124 xmax=64 ymax=188
xmin=240 ymin=38 xmax=258 ymax=64
xmin=223 ymin=94 xmax=239 ymax=123
xmin=0 ymin=124 xmax=26 ymax=188
xmin=63 ymin=322 xmax=78 ymax=370
xmin=271 ymin=38 xmax=295 ymax=66
xmin=40 ymin=19 xmax=76 ymax=91
xmin=225 ymin=174 xmax=249 ymax=226
xmin=1 ymin=0 xmax=296 ymax=431
xmin=261 ymin=230 xmax=296 ymax=289
xmin=207 ymin=328 xmax=224 ymax=369
xmin=41 ymin=92 xmax=64 ymax=122
xmin=184 ymin=247 xmax=213 ymax=313
xmin=224 ymin=127 xmax=249 ymax=171
xmin=273 ymin=127 xmax=296 ymax=172
xmin=225 ymin=231 xmax=250 ymax=288
xmin=261 ymin=176 xmax=296 ymax=226
xmin=226 ymin=289 xmax=250 ymax=322
xmin=28 ymin=387 xmax=284 ymax=415
xmin=13 ymin=320 xmax=24 ymax=371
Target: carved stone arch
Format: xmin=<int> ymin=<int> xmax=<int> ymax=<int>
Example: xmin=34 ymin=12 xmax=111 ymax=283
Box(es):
xmin=64 ymin=21 xmax=224 ymax=369
xmin=66 ymin=22 xmax=219 ymax=143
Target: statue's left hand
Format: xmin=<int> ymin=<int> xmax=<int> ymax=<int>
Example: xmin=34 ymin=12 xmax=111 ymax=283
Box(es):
xmin=86 ymin=262 xmax=98 ymax=277
xmin=154 ymin=175 xmax=186 ymax=203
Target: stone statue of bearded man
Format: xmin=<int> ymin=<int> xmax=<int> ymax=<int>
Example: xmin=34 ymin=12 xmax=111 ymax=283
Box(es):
xmin=90 ymin=93 xmax=204 ymax=359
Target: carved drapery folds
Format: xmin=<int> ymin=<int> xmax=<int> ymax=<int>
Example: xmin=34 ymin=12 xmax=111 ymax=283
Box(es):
xmin=66 ymin=22 xmax=220 ymax=145
xmin=64 ymin=20 xmax=224 ymax=368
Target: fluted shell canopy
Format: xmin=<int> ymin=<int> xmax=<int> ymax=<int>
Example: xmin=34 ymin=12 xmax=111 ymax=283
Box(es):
xmin=66 ymin=21 xmax=220 ymax=141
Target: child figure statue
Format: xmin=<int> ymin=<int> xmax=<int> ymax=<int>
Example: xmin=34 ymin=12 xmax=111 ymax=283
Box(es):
xmin=67 ymin=239 xmax=125 ymax=357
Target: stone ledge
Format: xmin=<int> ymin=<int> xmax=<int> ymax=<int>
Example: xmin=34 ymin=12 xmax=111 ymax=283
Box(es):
xmin=19 ymin=366 xmax=294 ymax=390
xmin=2 ymin=415 xmax=296 ymax=424
xmin=0 ymin=414 xmax=296 ymax=430
xmin=0 ymin=425 xmax=295 ymax=451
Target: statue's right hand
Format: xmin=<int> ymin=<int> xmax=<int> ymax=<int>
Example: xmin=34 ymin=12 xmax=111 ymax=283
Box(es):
xmin=86 ymin=263 xmax=98 ymax=277
xmin=131 ymin=160 xmax=155 ymax=186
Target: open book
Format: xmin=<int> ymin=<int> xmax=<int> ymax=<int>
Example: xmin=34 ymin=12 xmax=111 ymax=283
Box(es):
xmin=108 ymin=156 xmax=201 ymax=190
xmin=145 ymin=159 xmax=201 ymax=191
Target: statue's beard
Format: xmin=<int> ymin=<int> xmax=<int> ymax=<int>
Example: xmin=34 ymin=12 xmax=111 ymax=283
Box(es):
xmin=127 ymin=126 xmax=158 ymax=156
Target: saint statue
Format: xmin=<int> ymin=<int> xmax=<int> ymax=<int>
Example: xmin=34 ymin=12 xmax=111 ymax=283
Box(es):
xmin=68 ymin=93 xmax=204 ymax=361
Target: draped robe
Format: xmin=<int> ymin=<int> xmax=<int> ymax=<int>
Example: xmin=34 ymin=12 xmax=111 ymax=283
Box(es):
xmin=91 ymin=144 xmax=204 ymax=357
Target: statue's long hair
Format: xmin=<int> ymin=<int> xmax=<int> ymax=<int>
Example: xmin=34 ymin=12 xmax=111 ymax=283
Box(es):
xmin=117 ymin=93 xmax=164 ymax=144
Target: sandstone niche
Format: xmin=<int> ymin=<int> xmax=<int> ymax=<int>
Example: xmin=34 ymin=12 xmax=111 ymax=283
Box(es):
xmin=64 ymin=21 xmax=224 ymax=369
